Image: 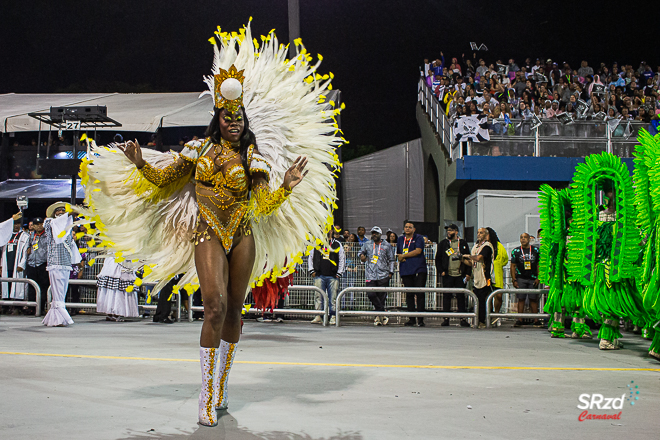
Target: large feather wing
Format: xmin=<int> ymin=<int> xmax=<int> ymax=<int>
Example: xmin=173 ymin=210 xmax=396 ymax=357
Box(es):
xmin=203 ymin=22 xmax=344 ymax=287
xmin=79 ymin=145 xmax=198 ymax=293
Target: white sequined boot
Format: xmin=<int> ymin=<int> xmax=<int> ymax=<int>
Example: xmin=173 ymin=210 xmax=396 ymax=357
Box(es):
xmin=198 ymin=347 xmax=219 ymax=426
xmin=215 ymin=340 xmax=237 ymax=410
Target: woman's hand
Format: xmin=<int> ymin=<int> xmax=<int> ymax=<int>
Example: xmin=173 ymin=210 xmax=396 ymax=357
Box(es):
xmin=120 ymin=139 xmax=146 ymax=169
xmin=12 ymin=212 xmax=23 ymax=221
xmin=282 ymin=156 xmax=308 ymax=191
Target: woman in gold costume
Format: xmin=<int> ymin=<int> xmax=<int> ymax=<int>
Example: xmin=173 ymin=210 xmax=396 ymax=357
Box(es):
xmin=77 ymin=22 xmax=343 ymax=426
xmin=122 ymin=101 xmax=306 ymax=424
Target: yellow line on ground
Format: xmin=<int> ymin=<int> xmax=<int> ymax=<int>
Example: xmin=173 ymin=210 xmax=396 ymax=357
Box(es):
xmin=1 ymin=351 xmax=659 ymax=372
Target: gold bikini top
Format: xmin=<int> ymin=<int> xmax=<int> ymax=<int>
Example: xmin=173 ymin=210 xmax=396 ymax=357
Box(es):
xmin=195 ymin=142 xmax=253 ymax=195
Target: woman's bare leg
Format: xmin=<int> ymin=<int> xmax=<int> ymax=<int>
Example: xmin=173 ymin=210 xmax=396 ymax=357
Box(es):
xmin=195 ymin=228 xmax=229 ymax=348
xmin=221 ymin=233 xmax=255 ymax=343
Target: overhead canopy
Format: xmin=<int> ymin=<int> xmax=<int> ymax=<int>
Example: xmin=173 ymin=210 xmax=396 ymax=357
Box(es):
xmin=0 ymin=179 xmax=85 ymax=200
xmin=1 ymin=92 xmax=213 ymax=133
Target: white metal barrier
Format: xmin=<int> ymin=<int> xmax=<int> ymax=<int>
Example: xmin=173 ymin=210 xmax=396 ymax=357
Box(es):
xmin=46 ymin=279 xmax=181 ymax=322
xmin=335 ymin=287 xmax=478 ymax=327
xmin=0 ymin=277 xmax=43 ymax=316
xmin=187 ymin=285 xmax=330 ymax=326
xmin=485 ymin=288 xmax=550 ymax=328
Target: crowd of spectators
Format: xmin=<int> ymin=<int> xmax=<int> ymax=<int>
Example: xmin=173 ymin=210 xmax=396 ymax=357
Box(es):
xmin=309 ymin=222 xmax=544 ymax=328
xmin=423 ymin=55 xmax=660 ymax=127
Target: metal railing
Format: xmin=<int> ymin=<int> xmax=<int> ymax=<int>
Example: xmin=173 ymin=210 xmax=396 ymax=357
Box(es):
xmin=0 ymin=277 xmax=43 ymax=316
xmin=334 ymin=287 xmax=478 ymax=327
xmin=418 ymin=77 xmax=453 ymax=154
xmin=485 ymin=288 xmax=549 ymax=328
xmin=187 ymin=285 xmax=330 ymax=326
xmin=45 ymin=279 xmax=181 ymax=322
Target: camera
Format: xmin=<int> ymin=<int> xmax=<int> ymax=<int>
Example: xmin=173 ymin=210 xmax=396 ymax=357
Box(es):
xmin=451 ymin=252 xmax=462 ymax=261
xmin=16 ymin=196 xmax=28 ymax=211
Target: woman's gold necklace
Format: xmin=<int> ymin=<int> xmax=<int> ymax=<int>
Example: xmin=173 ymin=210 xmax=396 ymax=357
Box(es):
xmin=214 ymin=139 xmax=239 ymax=165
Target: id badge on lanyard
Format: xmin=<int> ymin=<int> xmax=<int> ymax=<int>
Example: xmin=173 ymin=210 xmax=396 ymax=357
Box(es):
xmin=322 ymin=246 xmax=330 ymax=260
xmin=372 ymin=242 xmax=381 ymax=264
xmin=521 ymin=246 xmax=532 ymax=270
xmin=403 ymin=237 xmax=412 ymax=255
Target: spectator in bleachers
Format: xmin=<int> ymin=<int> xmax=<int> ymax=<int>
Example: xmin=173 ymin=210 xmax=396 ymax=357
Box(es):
xmin=342 ymin=229 xmax=350 ymax=241
xmin=360 ymin=226 xmax=395 ymax=326
xmin=437 ymin=224 xmax=471 ymax=327
xmin=309 ymin=231 xmax=345 ymax=325
xmin=477 ymin=91 xmax=499 ymax=110
xmin=463 ymin=227 xmax=495 ymax=329
xmin=356 ymin=226 xmax=368 ymax=244
xmin=476 ymin=59 xmax=488 ymax=78
xmin=347 ymin=233 xmax=358 ymax=243
xmin=578 ymin=60 xmax=594 ymax=81
xmin=511 ymin=233 xmax=541 ymax=328
xmin=397 ymin=221 xmax=428 ymax=327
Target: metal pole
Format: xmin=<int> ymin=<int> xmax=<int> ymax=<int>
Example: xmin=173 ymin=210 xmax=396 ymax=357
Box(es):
xmin=176 ymin=292 xmax=181 ymax=322
xmin=485 ymin=288 xmax=550 ymax=328
xmin=288 ymin=0 xmax=300 ymax=59
xmin=287 ymin=286 xmax=329 ymax=326
xmin=36 ymin=119 xmax=42 ymax=169
xmin=535 ymin=127 xmax=540 ymax=157
xmin=0 ymin=277 xmax=42 ymax=316
xmin=334 ymin=287 xmax=478 ymax=327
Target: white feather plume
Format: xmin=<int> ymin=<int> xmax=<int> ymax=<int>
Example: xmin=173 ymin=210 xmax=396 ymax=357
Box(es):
xmin=79 ymin=20 xmax=343 ymax=294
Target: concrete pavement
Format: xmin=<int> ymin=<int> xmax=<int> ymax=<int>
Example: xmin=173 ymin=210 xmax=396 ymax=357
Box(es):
xmin=0 ymin=315 xmax=658 ymax=440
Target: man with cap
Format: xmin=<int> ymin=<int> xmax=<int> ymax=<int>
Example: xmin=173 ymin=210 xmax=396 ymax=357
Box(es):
xmin=36 ymin=202 xmax=81 ymax=326
xmin=360 ymin=226 xmax=395 ymax=326
xmin=436 ymin=224 xmax=472 ymax=327
xmin=308 ymin=230 xmax=345 ymax=325
xmin=396 ymin=220 xmax=428 ymax=327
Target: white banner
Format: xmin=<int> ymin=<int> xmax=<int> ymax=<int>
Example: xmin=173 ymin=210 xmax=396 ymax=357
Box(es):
xmin=454 ymin=115 xmax=490 ymax=142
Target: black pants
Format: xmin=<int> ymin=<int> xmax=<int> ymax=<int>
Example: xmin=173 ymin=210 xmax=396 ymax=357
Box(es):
xmin=367 ymin=278 xmax=390 ymax=311
xmin=473 ymin=285 xmax=492 ymax=324
xmin=442 ymin=275 xmax=466 ymax=313
xmin=26 ymin=263 xmax=49 ymax=315
xmin=401 ymin=272 xmax=427 ymax=314
xmin=153 ymin=277 xmax=177 ymax=322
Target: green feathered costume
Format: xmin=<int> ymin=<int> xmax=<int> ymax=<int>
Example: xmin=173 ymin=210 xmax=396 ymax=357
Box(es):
xmin=633 ymin=129 xmax=660 ymax=360
xmin=567 ymin=152 xmax=647 ymax=348
xmin=539 ymin=184 xmax=591 ymax=338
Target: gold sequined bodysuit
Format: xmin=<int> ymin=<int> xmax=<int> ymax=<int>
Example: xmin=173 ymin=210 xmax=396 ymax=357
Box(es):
xmin=139 ymin=138 xmax=290 ymax=253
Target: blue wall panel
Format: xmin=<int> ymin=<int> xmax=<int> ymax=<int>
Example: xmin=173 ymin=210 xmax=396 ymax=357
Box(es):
xmin=455 ymin=156 xmax=635 ymax=181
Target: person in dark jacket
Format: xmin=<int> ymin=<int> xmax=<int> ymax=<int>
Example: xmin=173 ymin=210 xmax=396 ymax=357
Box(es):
xmin=436 ymin=224 xmax=472 ymax=327
xmin=307 ymin=231 xmax=345 ymax=325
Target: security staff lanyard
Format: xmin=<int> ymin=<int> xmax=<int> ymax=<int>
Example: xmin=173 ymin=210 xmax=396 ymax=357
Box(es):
xmin=32 ymin=231 xmax=44 ymax=251
xmin=520 ymin=246 xmax=532 ymax=271
xmin=371 ymin=241 xmax=382 ymax=264
xmin=403 ymin=236 xmax=413 ymax=254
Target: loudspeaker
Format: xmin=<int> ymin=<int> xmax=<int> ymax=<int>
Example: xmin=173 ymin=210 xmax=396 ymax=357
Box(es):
xmin=38 ymin=159 xmax=81 ymax=176
xmin=49 ymin=106 xmax=108 ymax=122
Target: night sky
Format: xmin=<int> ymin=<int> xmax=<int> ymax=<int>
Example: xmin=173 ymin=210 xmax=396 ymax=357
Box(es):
xmin=3 ymin=1 xmax=657 ymax=152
